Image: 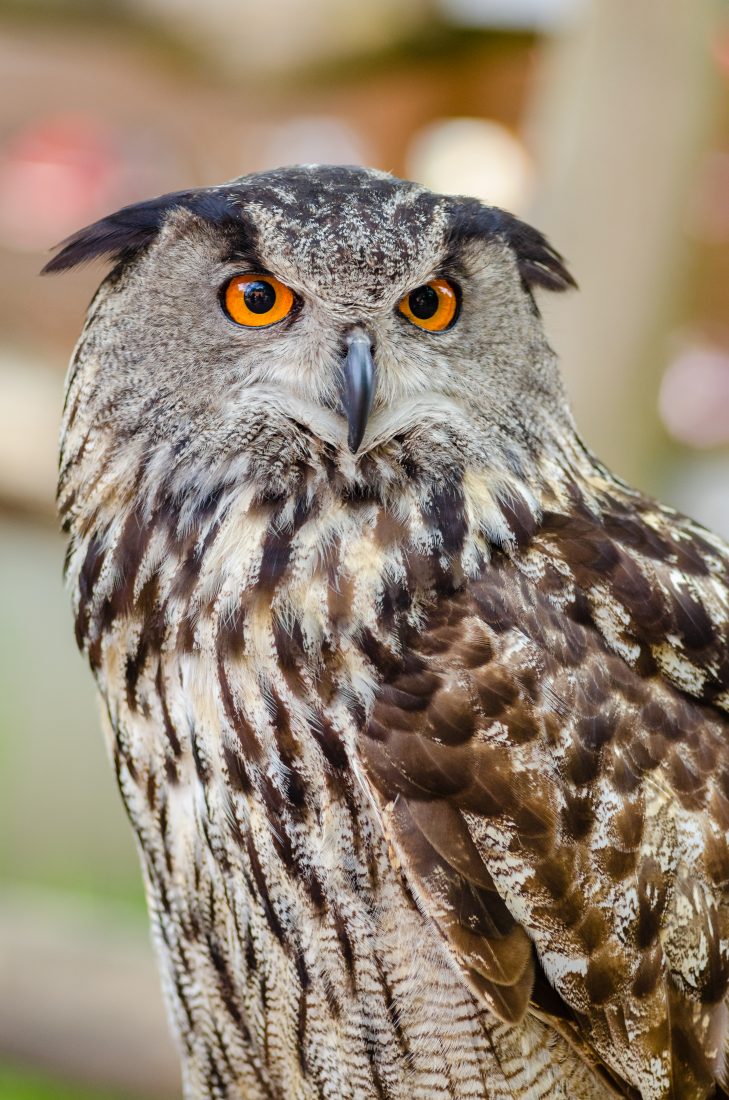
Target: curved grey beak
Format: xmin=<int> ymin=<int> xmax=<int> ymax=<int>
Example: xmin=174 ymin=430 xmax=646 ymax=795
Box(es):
xmin=341 ymin=333 xmax=376 ymax=453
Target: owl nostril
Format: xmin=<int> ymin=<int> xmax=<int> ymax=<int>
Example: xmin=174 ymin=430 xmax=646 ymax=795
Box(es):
xmin=340 ymin=325 xmax=376 ymax=358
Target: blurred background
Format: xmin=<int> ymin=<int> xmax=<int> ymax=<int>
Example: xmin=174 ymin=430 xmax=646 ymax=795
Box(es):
xmin=1 ymin=0 xmax=729 ymax=1096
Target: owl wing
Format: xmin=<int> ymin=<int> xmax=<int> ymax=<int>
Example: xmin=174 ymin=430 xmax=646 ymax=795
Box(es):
xmin=356 ymin=487 xmax=729 ymax=1099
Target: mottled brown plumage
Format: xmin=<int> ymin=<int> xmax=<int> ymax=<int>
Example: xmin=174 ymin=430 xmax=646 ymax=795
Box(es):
xmin=49 ymin=166 xmax=729 ymax=1099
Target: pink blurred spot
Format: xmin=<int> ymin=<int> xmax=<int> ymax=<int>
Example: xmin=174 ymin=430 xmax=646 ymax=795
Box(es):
xmin=686 ymin=151 xmax=729 ymax=243
xmin=0 ymin=116 xmax=121 ymax=251
xmin=713 ymin=22 xmax=729 ymax=80
xmin=659 ymin=341 xmax=729 ymax=448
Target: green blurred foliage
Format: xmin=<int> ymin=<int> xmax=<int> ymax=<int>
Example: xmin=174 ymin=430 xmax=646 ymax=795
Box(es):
xmin=0 ymin=1061 xmax=149 ymax=1100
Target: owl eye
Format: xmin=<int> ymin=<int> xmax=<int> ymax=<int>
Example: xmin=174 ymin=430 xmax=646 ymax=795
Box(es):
xmin=222 ymin=274 xmax=295 ymax=328
xmin=398 ymin=278 xmax=459 ymax=332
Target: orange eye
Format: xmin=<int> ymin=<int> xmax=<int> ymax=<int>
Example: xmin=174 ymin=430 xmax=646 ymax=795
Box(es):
xmin=222 ymin=274 xmax=295 ymax=328
xmin=398 ymin=278 xmax=459 ymax=332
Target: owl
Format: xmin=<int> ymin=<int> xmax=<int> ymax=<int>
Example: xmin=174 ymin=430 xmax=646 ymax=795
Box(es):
xmin=47 ymin=165 xmax=729 ymax=1100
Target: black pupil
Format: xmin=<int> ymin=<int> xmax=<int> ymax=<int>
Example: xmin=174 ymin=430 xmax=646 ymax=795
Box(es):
xmin=244 ymin=280 xmax=276 ymax=314
xmin=408 ymin=284 xmax=439 ymax=320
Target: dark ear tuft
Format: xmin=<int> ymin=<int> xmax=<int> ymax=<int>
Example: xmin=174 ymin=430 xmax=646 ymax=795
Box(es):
xmin=497 ymin=210 xmax=577 ymax=292
xmin=41 ymin=188 xmax=240 ymax=275
xmin=449 ymin=202 xmax=577 ymax=294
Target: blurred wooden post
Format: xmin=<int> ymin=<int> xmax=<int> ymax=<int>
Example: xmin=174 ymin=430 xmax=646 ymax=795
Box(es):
xmin=526 ymin=0 xmax=724 ymax=488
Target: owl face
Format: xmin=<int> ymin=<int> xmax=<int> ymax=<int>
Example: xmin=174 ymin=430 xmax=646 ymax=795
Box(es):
xmin=49 ymin=166 xmax=574 ymax=495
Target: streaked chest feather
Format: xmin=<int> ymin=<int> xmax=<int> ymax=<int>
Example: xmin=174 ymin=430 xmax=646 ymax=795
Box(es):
xmin=65 ymin=463 xmax=613 ymax=1098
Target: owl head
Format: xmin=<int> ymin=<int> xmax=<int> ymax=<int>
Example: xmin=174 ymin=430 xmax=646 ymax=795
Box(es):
xmin=47 ymin=165 xmax=575 ymax=507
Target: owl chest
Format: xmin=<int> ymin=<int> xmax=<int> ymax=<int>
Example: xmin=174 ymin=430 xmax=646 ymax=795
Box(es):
xmin=114 ymin=684 xmax=604 ymax=1100
xmin=90 ymin=495 xmax=513 ymax=1094
xmin=91 ymin=513 xmax=615 ymax=1097
xmin=111 ymin=648 xmax=501 ymax=1099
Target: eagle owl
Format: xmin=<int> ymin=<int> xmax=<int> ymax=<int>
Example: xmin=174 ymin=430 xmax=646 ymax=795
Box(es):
xmin=47 ymin=166 xmax=729 ymax=1100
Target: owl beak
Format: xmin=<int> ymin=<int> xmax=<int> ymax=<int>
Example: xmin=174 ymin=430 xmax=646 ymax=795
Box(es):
xmin=341 ymin=332 xmax=376 ymax=453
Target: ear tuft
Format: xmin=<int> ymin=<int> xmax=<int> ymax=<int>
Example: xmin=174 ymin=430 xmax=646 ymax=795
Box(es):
xmin=497 ymin=210 xmax=577 ymax=293
xmin=450 ymin=202 xmax=577 ymax=294
xmin=41 ymin=188 xmax=241 ymax=275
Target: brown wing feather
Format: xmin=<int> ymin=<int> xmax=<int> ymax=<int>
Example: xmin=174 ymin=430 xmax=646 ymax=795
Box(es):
xmin=358 ymin=485 xmax=729 ymax=1100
